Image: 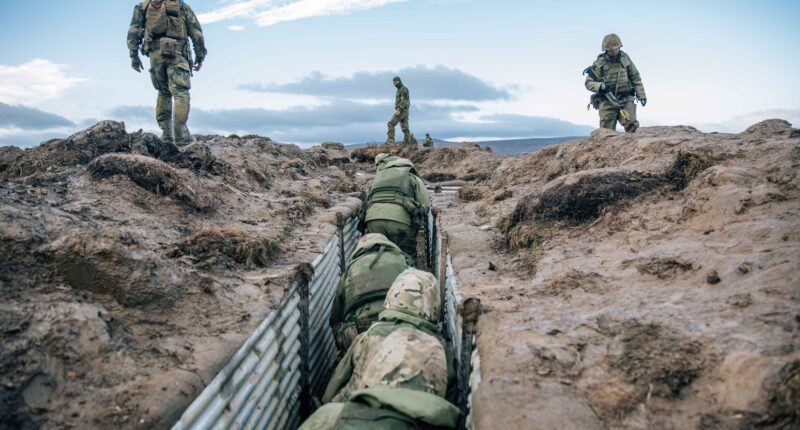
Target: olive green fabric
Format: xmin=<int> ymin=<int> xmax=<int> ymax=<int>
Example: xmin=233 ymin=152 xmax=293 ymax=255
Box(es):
xmin=323 ymin=269 xmax=456 ymax=405
xmin=300 ymin=388 xmax=459 ymax=430
xmin=364 ymin=220 xmax=417 ymax=261
xmin=127 ymin=0 xmax=206 ymax=145
xmin=330 ymin=233 xmax=410 ymax=351
xmin=600 ymin=98 xmax=638 ymax=132
xmin=365 ymin=158 xmax=430 ymax=227
xmin=585 ymin=51 xmax=645 ymax=132
xmin=388 ymin=77 xmax=412 ymax=143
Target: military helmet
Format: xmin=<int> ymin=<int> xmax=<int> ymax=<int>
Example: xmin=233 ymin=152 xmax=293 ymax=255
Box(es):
xmin=384 ymin=268 xmax=440 ymax=322
xmin=356 ymin=233 xmax=388 ymax=248
xmin=359 ymin=327 xmax=447 ymax=396
xmin=602 ymin=33 xmax=622 ymax=51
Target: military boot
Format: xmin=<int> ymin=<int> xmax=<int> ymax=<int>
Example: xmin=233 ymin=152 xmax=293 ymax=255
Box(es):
xmin=174 ymin=124 xmax=193 ymax=147
xmin=158 ymin=120 xmax=174 ymax=143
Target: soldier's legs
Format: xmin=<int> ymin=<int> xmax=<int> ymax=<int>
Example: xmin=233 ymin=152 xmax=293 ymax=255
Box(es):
xmin=400 ymin=113 xmax=412 ymax=144
xmin=387 ymin=112 xmax=401 ymax=142
xmin=167 ymin=62 xmax=192 ymax=146
xmin=150 ymin=61 xmax=173 ymax=142
xmin=365 ymin=219 xmax=417 ymax=262
xmin=619 ymin=100 xmax=639 ymax=133
xmin=598 ymin=104 xmax=619 ymax=130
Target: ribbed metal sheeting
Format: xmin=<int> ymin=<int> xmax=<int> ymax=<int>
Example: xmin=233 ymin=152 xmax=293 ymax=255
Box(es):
xmin=172 ymin=217 xmax=361 ymax=430
xmin=307 ymin=217 xmax=360 ymax=398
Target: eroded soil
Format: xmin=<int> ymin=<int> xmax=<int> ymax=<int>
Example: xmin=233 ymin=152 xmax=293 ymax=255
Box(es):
xmin=436 ymin=120 xmax=800 ymax=429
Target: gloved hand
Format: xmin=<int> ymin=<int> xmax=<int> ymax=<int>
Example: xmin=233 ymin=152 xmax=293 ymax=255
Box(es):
xmin=193 ymin=56 xmax=204 ymax=72
xmin=131 ymin=55 xmax=143 ymax=73
xmin=599 ymin=82 xmax=607 ymax=92
xmin=395 ymin=109 xmax=401 ymax=116
xmin=640 ymin=98 xmax=647 ymax=107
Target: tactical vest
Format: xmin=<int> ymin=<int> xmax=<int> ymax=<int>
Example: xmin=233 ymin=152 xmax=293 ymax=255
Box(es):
xmin=144 ymin=0 xmax=187 ymax=41
xmin=343 ymin=247 xmax=408 ymax=319
xmin=367 ymin=166 xmax=420 ymax=219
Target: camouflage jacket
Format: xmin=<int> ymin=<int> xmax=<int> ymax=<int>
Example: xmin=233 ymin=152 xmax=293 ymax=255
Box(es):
xmin=395 ymin=85 xmax=410 ymax=111
xmin=322 ymin=309 xmax=457 ymax=404
xmin=584 ymin=51 xmax=646 ymax=100
xmin=127 ymin=0 xmax=207 ymax=60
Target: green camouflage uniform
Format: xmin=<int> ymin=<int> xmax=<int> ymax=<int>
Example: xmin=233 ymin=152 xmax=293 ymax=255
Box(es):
xmin=329 ymin=233 xmax=411 ymax=352
xmin=585 ymin=51 xmax=646 ymax=133
xmin=322 ymin=269 xmax=456 ymax=404
xmin=387 ymin=76 xmax=413 ymax=144
xmin=300 ymin=387 xmax=459 ymax=430
xmin=423 ymin=134 xmax=433 ymax=148
xmin=127 ymin=0 xmax=207 ymax=145
xmin=364 ymin=155 xmax=430 ymax=263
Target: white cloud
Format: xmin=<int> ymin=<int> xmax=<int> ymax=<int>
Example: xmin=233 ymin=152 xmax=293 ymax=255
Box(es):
xmin=0 ymin=59 xmax=87 ymax=106
xmin=198 ymin=0 xmax=406 ymax=27
xmin=228 ymin=25 xmax=247 ymax=31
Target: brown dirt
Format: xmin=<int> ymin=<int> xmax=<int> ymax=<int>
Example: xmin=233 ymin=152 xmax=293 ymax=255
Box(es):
xmin=434 ymin=120 xmax=800 ymax=429
xmin=0 ymin=121 xmax=361 ymax=429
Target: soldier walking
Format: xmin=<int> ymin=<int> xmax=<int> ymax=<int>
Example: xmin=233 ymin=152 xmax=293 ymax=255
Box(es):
xmin=584 ymin=33 xmax=646 ymax=132
xmin=387 ymin=76 xmax=414 ymax=144
xmin=128 ymin=0 xmax=207 ymax=146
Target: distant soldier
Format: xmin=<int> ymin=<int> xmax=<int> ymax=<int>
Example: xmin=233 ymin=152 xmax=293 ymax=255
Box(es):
xmin=423 ymin=133 xmax=434 ymax=148
xmin=322 ymin=269 xmax=456 ymax=404
xmin=387 ymin=76 xmax=414 ymax=145
xmin=363 ymin=154 xmax=430 ymax=263
xmin=584 ymin=33 xmax=646 ymax=133
xmin=329 ymin=233 xmax=411 ymax=352
xmin=128 ymin=0 xmax=207 ymax=146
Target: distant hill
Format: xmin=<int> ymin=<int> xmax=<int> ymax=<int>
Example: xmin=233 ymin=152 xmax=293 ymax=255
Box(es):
xmin=346 ymin=136 xmax=583 ymax=156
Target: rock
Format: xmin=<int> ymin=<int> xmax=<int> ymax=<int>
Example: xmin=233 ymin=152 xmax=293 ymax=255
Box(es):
xmin=707 ymin=270 xmax=721 ymax=284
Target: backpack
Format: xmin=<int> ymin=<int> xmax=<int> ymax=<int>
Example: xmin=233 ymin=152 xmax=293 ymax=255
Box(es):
xmin=144 ymin=0 xmax=186 ymax=40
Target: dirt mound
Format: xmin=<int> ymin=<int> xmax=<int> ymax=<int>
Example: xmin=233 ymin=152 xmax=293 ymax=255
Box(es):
xmin=458 ymin=186 xmax=484 ymax=201
xmin=0 ymin=121 xmax=360 ymax=429
xmin=168 ymin=227 xmax=281 ymax=269
xmin=88 ymin=153 xmax=212 ymax=211
xmin=435 ymin=121 xmax=800 ymax=429
xmin=52 ymin=228 xmax=181 ymax=307
xmin=511 ymin=169 xmax=663 ymax=224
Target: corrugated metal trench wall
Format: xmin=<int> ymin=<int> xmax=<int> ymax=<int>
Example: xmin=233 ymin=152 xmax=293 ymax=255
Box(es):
xmin=171 ymin=207 xmax=480 ymax=430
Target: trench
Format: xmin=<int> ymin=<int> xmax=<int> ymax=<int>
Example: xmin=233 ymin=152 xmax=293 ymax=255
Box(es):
xmin=170 ymin=195 xmax=481 ymax=430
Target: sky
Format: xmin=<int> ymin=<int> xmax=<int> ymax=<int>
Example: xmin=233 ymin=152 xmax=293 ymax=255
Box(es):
xmin=1 ymin=0 xmax=799 ymax=148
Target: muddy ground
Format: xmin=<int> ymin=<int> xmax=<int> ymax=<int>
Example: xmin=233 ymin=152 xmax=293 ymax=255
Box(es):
xmin=3 ymin=119 xmax=797 ymax=429
xmin=434 ymin=120 xmax=799 ymax=429
xmin=0 ymin=122 xmax=365 ymax=429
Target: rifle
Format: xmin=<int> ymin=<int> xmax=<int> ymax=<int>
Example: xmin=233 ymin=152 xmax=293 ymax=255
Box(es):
xmin=582 ymin=66 xmax=631 ymax=123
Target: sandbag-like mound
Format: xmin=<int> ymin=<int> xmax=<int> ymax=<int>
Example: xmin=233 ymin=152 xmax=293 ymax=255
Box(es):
xmin=88 ymin=153 xmax=212 ymax=211
xmin=168 ymin=227 xmax=281 ymax=269
xmin=54 ymin=229 xmax=181 ymax=307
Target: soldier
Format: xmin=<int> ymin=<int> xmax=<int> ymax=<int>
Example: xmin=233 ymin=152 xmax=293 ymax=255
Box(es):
xmin=322 ymin=269 xmax=456 ymax=404
xmin=329 ymin=233 xmax=411 ymax=352
xmin=423 ymin=133 xmax=434 ymax=148
xmin=387 ymin=76 xmax=414 ymax=145
xmin=363 ymin=154 xmax=430 ymax=263
xmin=585 ymin=33 xmax=646 ymax=133
xmin=128 ymin=0 xmax=207 ymax=146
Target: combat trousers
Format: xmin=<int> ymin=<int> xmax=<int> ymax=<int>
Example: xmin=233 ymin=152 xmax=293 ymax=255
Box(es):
xmin=387 ymin=109 xmax=411 ymax=143
xmin=599 ymin=98 xmax=638 ymax=132
xmin=365 ymin=219 xmax=417 ymax=263
xmin=149 ymin=51 xmax=193 ymax=145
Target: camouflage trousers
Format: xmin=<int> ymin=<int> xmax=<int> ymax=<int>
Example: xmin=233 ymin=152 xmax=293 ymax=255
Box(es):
xmin=599 ymin=98 xmax=639 ymax=133
xmin=149 ymin=52 xmax=193 ymax=145
xmin=365 ymin=219 xmax=417 ymax=263
xmin=387 ymin=109 xmax=411 ymax=143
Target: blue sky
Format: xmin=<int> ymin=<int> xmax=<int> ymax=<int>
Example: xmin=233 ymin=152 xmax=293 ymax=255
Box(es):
xmin=1 ymin=0 xmax=799 ymax=147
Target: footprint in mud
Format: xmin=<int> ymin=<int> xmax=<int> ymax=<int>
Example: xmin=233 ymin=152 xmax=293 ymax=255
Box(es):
xmin=633 ymin=257 xmax=695 ymax=280
xmin=537 ymin=270 xmax=610 ymax=298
